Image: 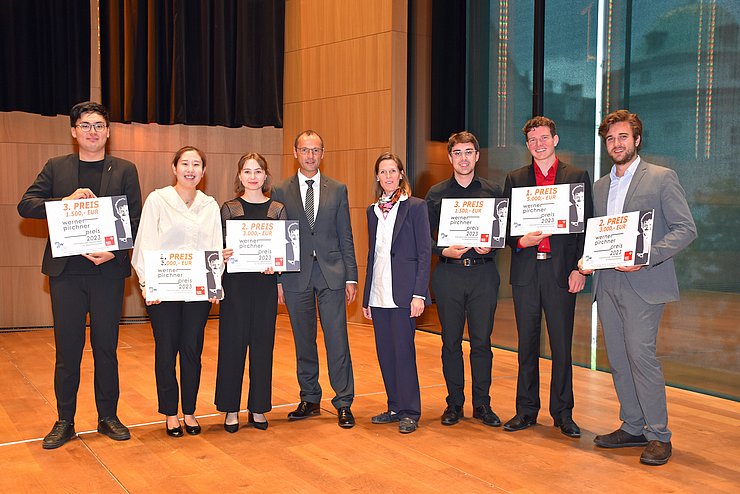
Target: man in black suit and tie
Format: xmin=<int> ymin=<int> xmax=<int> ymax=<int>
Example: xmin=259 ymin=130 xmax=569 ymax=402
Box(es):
xmin=271 ymin=130 xmax=358 ymax=428
xmin=18 ymin=101 xmax=142 ymax=449
xmin=502 ymin=116 xmax=592 ymax=438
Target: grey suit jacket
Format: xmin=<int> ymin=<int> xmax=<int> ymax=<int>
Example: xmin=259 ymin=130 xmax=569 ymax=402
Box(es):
xmin=592 ymin=160 xmax=696 ymax=304
xmin=271 ymin=173 xmax=358 ymax=292
xmin=18 ymin=153 xmax=142 ymax=278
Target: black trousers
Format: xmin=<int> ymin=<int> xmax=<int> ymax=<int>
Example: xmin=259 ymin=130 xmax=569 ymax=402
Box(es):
xmin=372 ymin=307 xmax=421 ymax=421
xmin=49 ymin=274 xmax=124 ymax=421
xmin=511 ymin=259 xmax=576 ymax=421
xmin=432 ymin=261 xmax=500 ymax=408
xmin=146 ymin=301 xmax=211 ymax=416
xmin=215 ymin=272 xmax=277 ymax=414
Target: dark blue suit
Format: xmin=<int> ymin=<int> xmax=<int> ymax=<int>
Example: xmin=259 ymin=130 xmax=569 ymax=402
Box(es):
xmin=362 ymin=196 xmax=431 ymax=420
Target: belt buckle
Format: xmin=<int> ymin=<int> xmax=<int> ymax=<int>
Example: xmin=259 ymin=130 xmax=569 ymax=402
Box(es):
xmin=536 ymin=252 xmax=548 ymax=260
xmin=462 ymin=258 xmax=472 ymax=267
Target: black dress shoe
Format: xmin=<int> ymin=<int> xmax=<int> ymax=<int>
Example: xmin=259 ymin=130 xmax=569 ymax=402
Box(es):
xmin=166 ymin=425 xmax=184 ymax=437
xmin=42 ymin=420 xmax=76 ymax=449
xmin=503 ymin=414 xmax=537 ymax=432
xmin=399 ymin=417 xmax=418 ymax=434
xmin=371 ymin=411 xmax=400 ymax=424
xmin=554 ymin=417 xmax=581 ymax=438
xmin=248 ymin=412 xmax=269 ymax=430
xmin=224 ymin=412 xmax=239 ymax=433
xmin=441 ymin=405 xmax=463 ymax=426
xmin=473 ymin=405 xmax=502 ymax=427
xmin=640 ymin=440 xmax=672 ymax=466
xmin=98 ymin=416 xmax=131 ymax=441
xmin=184 ymin=421 xmax=201 ymax=435
xmin=594 ymin=428 xmax=648 ymax=448
xmin=288 ymin=401 xmax=321 ymax=420
xmin=337 ymin=407 xmax=355 ymax=428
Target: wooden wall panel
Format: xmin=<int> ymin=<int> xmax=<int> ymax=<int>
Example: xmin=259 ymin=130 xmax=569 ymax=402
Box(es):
xmin=283 ymin=0 xmax=407 ymax=324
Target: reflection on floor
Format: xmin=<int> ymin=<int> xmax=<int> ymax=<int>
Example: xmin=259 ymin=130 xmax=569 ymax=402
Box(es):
xmin=0 ymin=316 xmax=738 ymax=493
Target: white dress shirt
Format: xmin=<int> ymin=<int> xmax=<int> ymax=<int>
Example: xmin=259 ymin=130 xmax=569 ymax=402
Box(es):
xmin=132 ymin=186 xmax=223 ymax=287
xmin=297 ymin=169 xmax=320 ymax=221
xmin=607 ymin=156 xmax=641 ymax=215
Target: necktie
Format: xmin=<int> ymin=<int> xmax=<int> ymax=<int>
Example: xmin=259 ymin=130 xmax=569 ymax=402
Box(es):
xmin=305 ymin=179 xmax=315 ymax=229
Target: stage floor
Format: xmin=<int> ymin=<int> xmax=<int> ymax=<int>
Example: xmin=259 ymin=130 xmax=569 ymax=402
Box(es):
xmin=1 ymin=316 xmax=738 ymax=493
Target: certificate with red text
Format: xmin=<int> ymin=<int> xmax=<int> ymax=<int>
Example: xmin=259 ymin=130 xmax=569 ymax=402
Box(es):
xmin=581 ymin=210 xmax=654 ymax=270
xmin=143 ymin=250 xmax=224 ymax=302
xmin=225 ymin=220 xmax=301 ymax=273
xmin=438 ymin=198 xmax=508 ymax=248
xmin=45 ymin=195 xmax=133 ymax=258
xmin=510 ymin=183 xmax=585 ymax=236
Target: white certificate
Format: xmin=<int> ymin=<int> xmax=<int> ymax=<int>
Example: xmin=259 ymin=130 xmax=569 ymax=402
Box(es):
xmin=582 ymin=210 xmax=654 ymax=270
xmin=510 ymin=183 xmax=586 ymax=236
xmin=437 ymin=198 xmax=508 ymax=248
xmin=144 ymin=250 xmax=224 ymax=302
xmin=225 ymin=220 xmax=301 ymax=273
xmin=45 ymin=195 xmax=134 ymax=257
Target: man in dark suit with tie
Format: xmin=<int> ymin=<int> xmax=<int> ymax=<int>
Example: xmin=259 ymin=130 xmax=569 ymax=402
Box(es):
xmin=502 ymin=116 xmax=593 ymax=438
xmin=271 ymin=130 xmax=358 ymax=428
xmin=18 ymin=101 xmax=142 ymax=449
xmin=582 ymin=110 xmax=696 ymax=466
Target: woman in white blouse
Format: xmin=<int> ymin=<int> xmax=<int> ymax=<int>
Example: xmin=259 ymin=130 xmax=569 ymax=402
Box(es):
xmin=132 ymin=146 xmax=223 ymax=437
xmin=361 ymin=152 xmax=431 ymax=434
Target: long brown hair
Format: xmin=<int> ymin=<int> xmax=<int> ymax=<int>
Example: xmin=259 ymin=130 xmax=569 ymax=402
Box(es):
xmin=234 ymin=152 xmax=271 ymax=194
xmin=373 ymin=152 xmax=412 ymax=199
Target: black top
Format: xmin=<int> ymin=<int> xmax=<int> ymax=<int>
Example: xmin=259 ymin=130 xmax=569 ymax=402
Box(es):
xmin=65 ymin=158 xmax=106 ymax=274
xmin=425 ymin=174 xmax=504 ymax=259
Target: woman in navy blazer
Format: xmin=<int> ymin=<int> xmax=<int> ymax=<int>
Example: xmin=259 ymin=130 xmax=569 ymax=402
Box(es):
xmin=362 ymin=152 xmax=431 ymax=434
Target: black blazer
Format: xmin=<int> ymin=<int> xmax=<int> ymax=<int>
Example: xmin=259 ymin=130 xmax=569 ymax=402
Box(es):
xmin=503 ymin=160 xmax=593 ymax=288
xmin=362 ymin=197 xmax=431 ymax=309
xmin=18 ymin=154 xmax=142 ymax=278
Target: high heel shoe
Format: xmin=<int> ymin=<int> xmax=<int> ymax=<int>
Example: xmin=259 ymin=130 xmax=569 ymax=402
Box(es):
xmin=248 ymin=412 xmax=268 ymax=430
xmin=224 ymin=412 xmax=239 ymax=433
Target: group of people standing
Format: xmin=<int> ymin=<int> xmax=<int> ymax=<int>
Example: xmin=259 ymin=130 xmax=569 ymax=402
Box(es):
xmin=19 ymin=102 xmax=695 ymax=467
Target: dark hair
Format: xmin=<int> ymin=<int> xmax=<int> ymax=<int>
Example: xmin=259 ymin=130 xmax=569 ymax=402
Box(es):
xmin=294 ymin=129 xmax=324 ymax=149
xmin=171 ymin=146 xmax=206 ymax=169
xmin=70 ymin=101 xmax=110 ymax=127
xmin=598 ymin=110 xmax=643 ymax=150
xmin=373 ymin=152 xmax=412 ymax=199
xmin=522 ymin=116 xmax=557 ymax=137
xmin=234 ymin=152 xmax=271 ymax=194
xmin=447 ymin=131 xmax=479 ymax=154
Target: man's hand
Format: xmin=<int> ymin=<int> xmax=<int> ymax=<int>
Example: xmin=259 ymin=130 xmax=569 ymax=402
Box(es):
xmin=519 ymin=231 xmax=551 ymax=248
xmin=473 ymin=246 xmax=492 ymax=255
xmin=410 ymin=298 xmax=425 ymax=318
xmin=345 ymin=283 xmax=357 ymax=304
xmin=577 ymin=257 xmax=593 ymax=276
xmin=222 ymin=248 xmax=234 ymax=263
xmin=362 ymin=307 xmax=372 ymax=320
xmin=616 ymin=265 xmax=643 ymax=272
xmin=441 ymin=245 xmax=471 ymax=259
xmin=568 ymin=270 xmax=586 ymax=294
xmin=208 ymin=296 xmax=220 ymax=305
xmin=277 ymin=283 xmax=285 ymax=305
xmin=63 ymin=188 xmax=96 ymax=201
xmin=82 ymin=251 xmax=115 ymax=265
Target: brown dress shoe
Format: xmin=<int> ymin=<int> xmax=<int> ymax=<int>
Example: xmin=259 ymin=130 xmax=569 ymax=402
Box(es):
xmin=594 ymin=428 xmax=648 ymax=448
xmin=640 ymin=440 xmax=672 ymax=465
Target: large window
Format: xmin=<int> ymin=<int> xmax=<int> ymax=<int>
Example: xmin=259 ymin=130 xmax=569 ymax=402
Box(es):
xmin=413 ymin=0 xmax=740 ymax=400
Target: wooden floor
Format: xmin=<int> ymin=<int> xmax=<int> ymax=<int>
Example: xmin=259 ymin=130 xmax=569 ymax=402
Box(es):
xmin=0 ymin=316 xmax=738 ymax=493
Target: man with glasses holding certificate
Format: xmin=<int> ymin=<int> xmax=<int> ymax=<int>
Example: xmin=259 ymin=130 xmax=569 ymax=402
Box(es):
xmin=18 ymin=101 xmax=142 ymax=449
xmin=271 ymin=130 xmax=358 ymax=429
xmin=425 ymin=131 xmax=503 ymax=428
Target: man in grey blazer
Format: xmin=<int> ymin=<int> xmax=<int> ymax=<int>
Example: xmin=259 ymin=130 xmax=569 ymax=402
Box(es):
xmin=18 ymin=101 xmax=142 ymax=449
xmin=271 ymin=130 xmax=358 ymax=428
xmin=581 ymin=110 xmax=696 ymax=466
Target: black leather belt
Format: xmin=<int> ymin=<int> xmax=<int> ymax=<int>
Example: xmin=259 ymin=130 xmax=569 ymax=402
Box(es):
xmin=439 ymin=257 xmax=494 ymax=266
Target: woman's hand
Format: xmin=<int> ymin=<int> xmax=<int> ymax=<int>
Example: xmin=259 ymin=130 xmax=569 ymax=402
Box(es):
xmin=410 ymin=298 xmax=425 ymax=318
xmin=362 ymin=307 xmax=372 ymax=320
